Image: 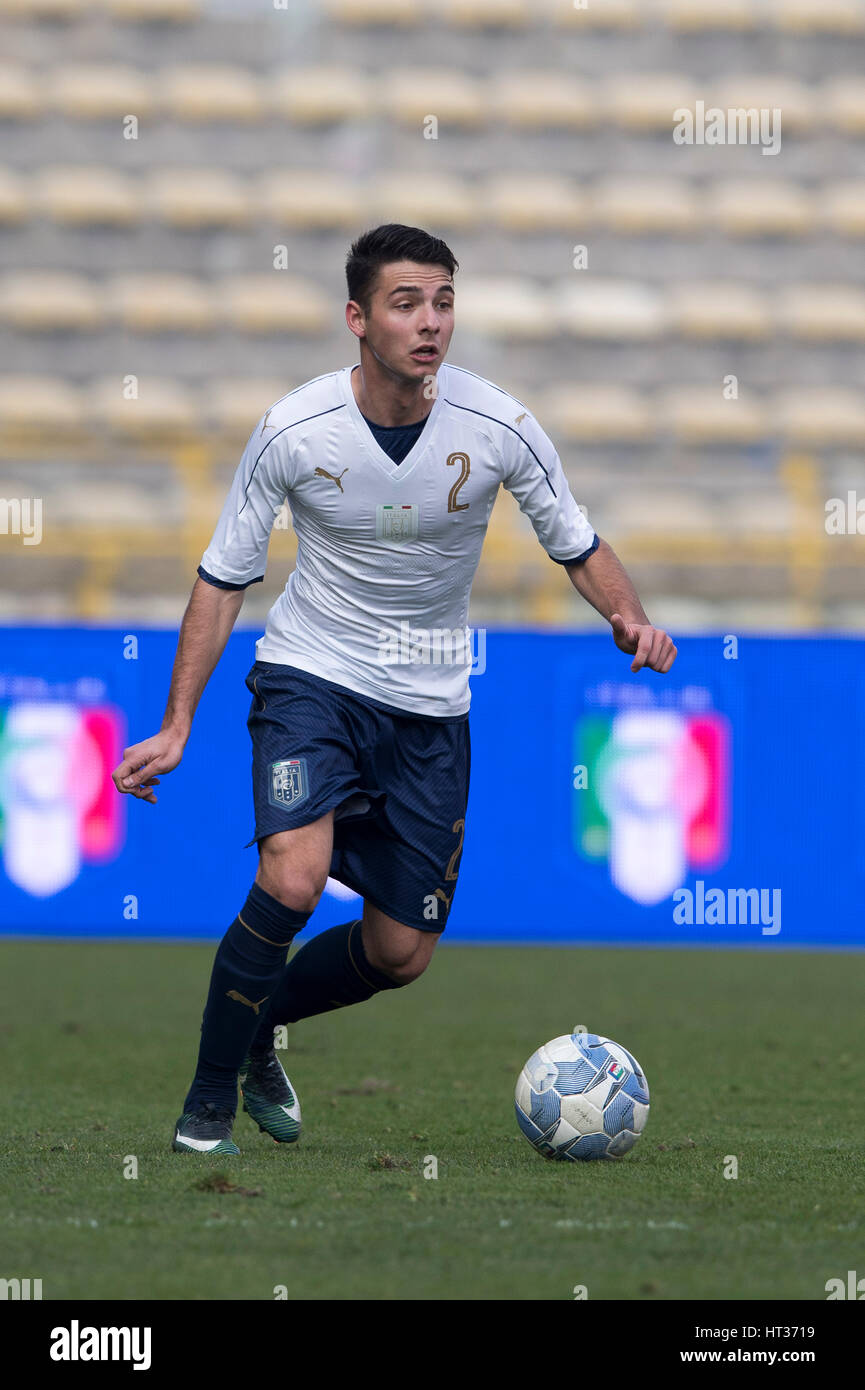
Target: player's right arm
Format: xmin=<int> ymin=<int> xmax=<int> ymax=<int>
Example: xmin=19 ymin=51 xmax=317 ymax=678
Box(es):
xmin=112 ymin=578 xmax=245 ymax=804
xmin=112 ymin=404 xmax=292 ymax=804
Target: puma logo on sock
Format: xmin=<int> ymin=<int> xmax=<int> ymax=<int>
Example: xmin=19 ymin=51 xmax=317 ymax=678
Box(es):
xmin=226 ymin=990 xmax=269 ymax=1015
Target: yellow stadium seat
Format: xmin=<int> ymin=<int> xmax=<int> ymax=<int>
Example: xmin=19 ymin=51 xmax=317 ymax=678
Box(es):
xmin=821 ymin=181 xmax=865 ymax=236
xmin=824 ymin=78 xmax=865 ymax=133
xmin=381 ymin=69 xmax=485 ymax=128
xmin=0 ymin=168 xmax=28 ymax=224
xmin=540 ymin=384 xmax=654 ymax=443
xmin=709 ymin=181 xmax=813 ymax=237
xmin=484 ymin=173 xmax=584 ymax=231
xmin=258 ymin=171 xmax=365 ymax=229
xmin=0 ymin=65 xmax=42 ymax=120
xmin=443 ymin=0 xmax=530 ymax=28
xmin=160 ymin=66 xmax=265 ymax=123
xmin=767 ymin=0 xmax=865 ymax=35
xmin=270 ymin=66 xmax=373 ymax=124
xmin=371 ymin=173 xmax=480 ymax=229
xmin=661 ymin=386 xmax=769 ymax=443
xmin=777 ymin=284 xmax=865 ymax=341
xmin=709 ymin=75 xmax=817 ymax=132
xmin=144 ymin=169 xmax=249 ymax=227
xmin=654 ymin=0 xmax=757 ymax=31
xmin=87 ymin=376 xmax=198 ymax=437
xmin=602 ymin=72 xmax=699 ymax=129
xmin=219 ymin=275 xmax=331 ymax=335
xmin=456 ymin=278 xmax=550 ymax=339
xmin=322 ymin=0 xmax=420 ymax=24
xmin=552 ymin=0 xmax=641 ymax=29
xmin=0 ymin=376 xmax=85 ymax=439
xmin=488 ymin=70 xmax=596 ymax=129
xmin=102 ymin=0 xmax=202 ymax=19
xmin=0 ymin=272 xmax=102 ymax=331
xmin=555 ymin=279 xmax=666 ymax=340
xmin=774 ymin=389 xmax=865 ymax=445
xmin=1 ymin=0 xmax=84 ymax=17
xmin=204 ymin=380 xmax=294 ymax=437
xmin=668 ymin=282 xmax=771 ymax=339
xmin=33 ymin=166 xmax=138 ymax=225
xmin=53 ymin=65 xmax=155 ymax=120
xmin=107 ymin=274 xmax=216 ymax=332
xmin=588 ymin=177 xmax=701 ymax=234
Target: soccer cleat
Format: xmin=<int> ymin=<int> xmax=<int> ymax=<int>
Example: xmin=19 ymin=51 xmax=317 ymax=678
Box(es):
xmin=239 ymin=1047 xmax=301 ymax=1143
xmin=172 ymin=1102 xmax=240 ymax=1154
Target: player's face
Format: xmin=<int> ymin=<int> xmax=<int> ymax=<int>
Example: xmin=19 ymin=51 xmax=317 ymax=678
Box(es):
xmin=357 ymin=261 xmax=455 ymax=381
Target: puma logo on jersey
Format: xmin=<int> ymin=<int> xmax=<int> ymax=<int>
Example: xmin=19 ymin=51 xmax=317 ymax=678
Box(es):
xmin=314 ymin=467 xmax=349 ymax=493
xmin=434 ymin=887 xmax=455 ymax=910
xmin=226 ymin=990 xmax=269 ymax=1015
xmin=260 ymin=409 xmax=276 ymax=433
xmin=514 ymin=412 xmax=527 ymax=424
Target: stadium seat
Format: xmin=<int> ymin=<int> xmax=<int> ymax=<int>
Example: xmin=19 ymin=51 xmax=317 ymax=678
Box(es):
xmin=443 ymin=0 xmax=530 ymax=28
xmin=540 ymin=384 xmax=654 ymax=443
xmin=821 ymin=181 xmax=865 ymax=236
xmin=53 ymin=65 xmax=155 ymax=120
xmin=607 ymin=489 xmax=718 ymax=534
xmin=709 ymin=76 xmax=817 ymax=132
xmin=0 ymin=272 xmax=102 ymax=331
xmin=219 ymin=275 xmax=331 ymax=334
xmin=0 ymin=168 xmax=28 ymax=224
xmin=456 ymin=278 xmax=550 ymax=339
xmin=143 ymin=168 xmax=249 ymax=227
xmin=824 ymin=78 xmax=865 ymax=134
xmin=380 ymin=69 xmax=485 ymax=128
xmin=204 ymin=379 xmax=294 ymax=437
xmin=0 ymin=65 xmax=42 ymax=120
xmin=776 ymin=284 xmax=865 ymax=341
xmin=87 ymin=376 xmax=198 ymax=437
xmin=489 ymin=71 xmax=596 ymax=129
xmin=601 ymin=73 xmax=700 ymax=130
xmin=107 ymin=274 xmax=216 ymax=332
xmin=767 ymin=0 xmax=865 ymax=35
xmin=0 ymin=376 xmax=85 ymax=440
xmin=484 ymin=173 xmax=584 ymax=231
xmin=654 ymin=0 xmax=757 ymax=31
xmin=0 ymin=0 xmax=83 ymax=17
xmin=661 ymin=386 xmax=769 ymax=443
xmin=160 ymin=66 xmax=265 ymax=123
xmin=555 ymin=279 xmax=667 ymax=340
xmin=32 ymin=166 xmax=138 ymax=225
xmin=258 ymin=171 xmax=365 ymax=229
xmin=322 ymin=0 xmax=420 ymax=24
xmin=270 ymin=66 xmax=373 ymax=124
xmin=371 ymin=173 xmax=480 ymax=229
xmin=588 ymin=177 xmax=701 ymax=234
xmin=668 ymin=282 xmax=771 ymax=340
xmin=551 ymin=0 xmax=641 ymax=29
xmin=102 ymin=0 xmax=202 ymax=19
xmin=775 ymin=389 xmax=865 ymax=446
xmin=708 ymin=181 xmax=813 ymax=237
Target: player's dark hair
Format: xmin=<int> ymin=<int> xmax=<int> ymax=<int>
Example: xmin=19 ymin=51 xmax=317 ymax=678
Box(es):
xmin=346 ymin=224 xmax=458 ymax=314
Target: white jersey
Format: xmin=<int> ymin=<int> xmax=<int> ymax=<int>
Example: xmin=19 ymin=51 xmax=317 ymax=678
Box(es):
xmin=199 ymin=362 xmax=597 ymax=718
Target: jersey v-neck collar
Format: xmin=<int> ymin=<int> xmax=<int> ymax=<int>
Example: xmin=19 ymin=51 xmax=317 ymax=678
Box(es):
xmin=340 ymin=363 xmax=447 ymax=481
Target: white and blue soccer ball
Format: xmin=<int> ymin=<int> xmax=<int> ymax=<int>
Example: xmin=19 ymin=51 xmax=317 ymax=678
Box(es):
xmin=515 ymin=1032 xmax=649 ymax=1161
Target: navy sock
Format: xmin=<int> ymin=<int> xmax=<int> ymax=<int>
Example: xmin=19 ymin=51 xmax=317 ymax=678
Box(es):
xmin=250 ymin=919 xmax=401 ymax=1051
xmin=183 ymin=883 xmax=310 ymax=1113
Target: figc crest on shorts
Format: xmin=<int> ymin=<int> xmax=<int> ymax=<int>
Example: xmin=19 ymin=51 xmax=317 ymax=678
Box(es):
xmin=269 ymin=757 xmax=309 ymax=810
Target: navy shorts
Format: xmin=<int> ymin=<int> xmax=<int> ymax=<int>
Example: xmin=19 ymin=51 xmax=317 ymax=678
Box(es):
xmin=244 ymin=661 xmax=470 ymax=932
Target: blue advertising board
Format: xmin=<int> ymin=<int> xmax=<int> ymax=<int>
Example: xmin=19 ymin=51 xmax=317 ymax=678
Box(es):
xmin=0 ymin=626 xmax=861 ymax=946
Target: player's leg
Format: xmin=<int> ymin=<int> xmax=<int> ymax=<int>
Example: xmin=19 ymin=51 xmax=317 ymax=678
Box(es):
xmin=360 ymin=901 xmax=442 ymax=982
xmin=172 ymin=814 xmax=332 ymax=1154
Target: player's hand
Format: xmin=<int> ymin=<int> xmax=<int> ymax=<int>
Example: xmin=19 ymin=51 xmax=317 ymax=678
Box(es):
xmin=111 ymin=730 xmax=186 ymax=805
xmin=610 ymin=613 xmax=677 ymax=673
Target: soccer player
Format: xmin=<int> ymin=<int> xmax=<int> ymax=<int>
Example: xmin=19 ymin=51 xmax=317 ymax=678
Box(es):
xmin=112 ymin=224 xmax=676 ymax=1155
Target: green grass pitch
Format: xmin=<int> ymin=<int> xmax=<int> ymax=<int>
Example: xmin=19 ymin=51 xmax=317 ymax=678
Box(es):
xmin=1 ymin=940 xmax=861 ymax=1301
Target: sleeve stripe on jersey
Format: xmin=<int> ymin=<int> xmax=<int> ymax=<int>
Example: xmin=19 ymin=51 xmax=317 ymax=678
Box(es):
xmin=549 ymin=533 xmax=600 ymax=566
xmin=197 ymin=564 xmax=264 ymax=590
xmin=238 ymin=403 xmax=346 ymax=514
xmin=443 ymin=398 xmax=556 ymax=497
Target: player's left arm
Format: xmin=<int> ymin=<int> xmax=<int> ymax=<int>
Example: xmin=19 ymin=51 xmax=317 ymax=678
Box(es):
xmin=565 ymin=538 xmax=677 ymax=674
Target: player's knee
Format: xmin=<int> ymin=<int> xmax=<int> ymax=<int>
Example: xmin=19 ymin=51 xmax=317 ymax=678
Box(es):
xmin=257 ymin=864 xmax=328 ymax=916
xmin=369 ymin=941 xmax=435 ymax=986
